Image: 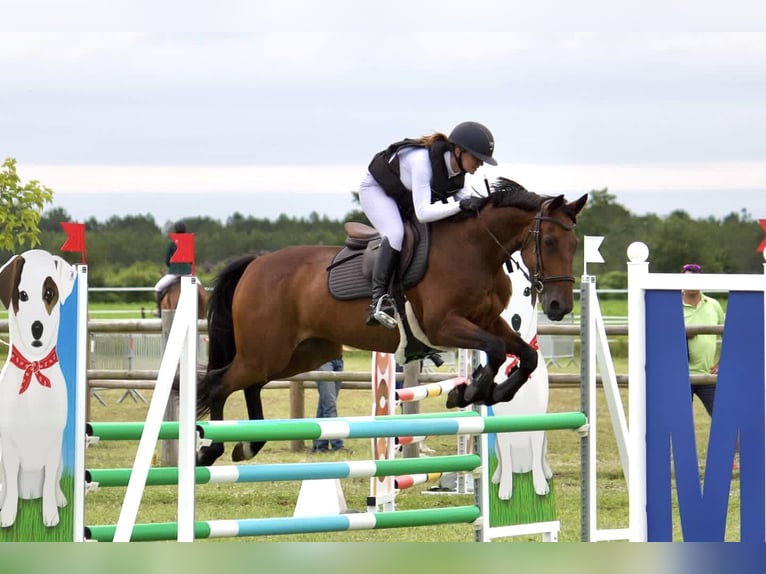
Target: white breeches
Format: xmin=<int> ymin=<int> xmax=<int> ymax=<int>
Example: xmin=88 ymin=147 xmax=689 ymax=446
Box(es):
xmin=359 ymin=173 xmax=404 ymax=251
xmin=154 ymin=273 xmax=178 ymax=292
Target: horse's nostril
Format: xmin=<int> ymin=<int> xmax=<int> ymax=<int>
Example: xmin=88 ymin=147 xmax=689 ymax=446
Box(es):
xmin=31 ymin=320 xmax=44 ymax=339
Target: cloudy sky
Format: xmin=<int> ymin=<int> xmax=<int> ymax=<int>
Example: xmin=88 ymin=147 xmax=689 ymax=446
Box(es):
xmin=3 ymin=8 xmax=766 ymax=225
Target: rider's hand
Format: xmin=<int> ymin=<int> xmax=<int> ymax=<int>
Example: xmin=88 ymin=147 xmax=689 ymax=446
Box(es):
xmin=459 ymin=197 xmax=485 ymax=212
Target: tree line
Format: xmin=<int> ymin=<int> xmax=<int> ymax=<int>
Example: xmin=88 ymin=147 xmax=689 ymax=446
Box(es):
xmin=2 ymin=184 xmax=763 ymax=304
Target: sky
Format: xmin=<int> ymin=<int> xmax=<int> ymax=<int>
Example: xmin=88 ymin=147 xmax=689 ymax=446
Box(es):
xmin=3 ymin=8 xmax=766 ymax=228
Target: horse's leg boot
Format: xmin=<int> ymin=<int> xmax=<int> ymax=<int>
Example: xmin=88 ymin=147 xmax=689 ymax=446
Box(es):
xmin=367 ymin=238 xmax=400 ymax=328
xmin=446 ymin=364 xmax=496 ymax=408
xmin=446 ymin=382 xmax=470 ymax=409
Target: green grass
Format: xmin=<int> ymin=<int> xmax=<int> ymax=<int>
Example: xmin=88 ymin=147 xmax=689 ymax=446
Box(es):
xmin=486 ymin=459 xmax=557 ymax=527
xmin=0 ymin=474 xmax=76 ymax=542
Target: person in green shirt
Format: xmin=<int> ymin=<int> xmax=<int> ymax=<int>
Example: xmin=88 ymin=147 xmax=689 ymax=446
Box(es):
xmin=681 ymin=263 xmax=725 ymax=417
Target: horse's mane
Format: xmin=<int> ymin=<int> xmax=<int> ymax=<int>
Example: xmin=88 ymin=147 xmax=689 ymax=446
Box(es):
xmin=488 ymin=177 xmax=550 ymax=210
xmin=452 ymin=177 xmax=580 ymax=223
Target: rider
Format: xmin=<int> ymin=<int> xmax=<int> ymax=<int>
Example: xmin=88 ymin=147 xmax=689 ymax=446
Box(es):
xmin=153 ymin=220 xmax=193 ymax=315
xmin=359 ymin=121 xmax=497 ymax=328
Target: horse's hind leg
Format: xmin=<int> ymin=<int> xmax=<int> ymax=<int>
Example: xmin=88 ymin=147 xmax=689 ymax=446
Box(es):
xmin=197 ymin=365 xmax=230 ymax=466
xmin=231 ymin=385 xmax=266 ymax=462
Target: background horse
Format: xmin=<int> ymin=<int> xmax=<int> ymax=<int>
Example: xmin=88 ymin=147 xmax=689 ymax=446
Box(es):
xmin=197 ymin=178 xmax=587 ymax=465
xmin=159 ymin=276 xmax=208 ymax=320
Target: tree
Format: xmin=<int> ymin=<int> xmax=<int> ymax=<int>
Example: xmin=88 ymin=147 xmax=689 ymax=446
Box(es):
xmin=0 ymin=158 xmax=54 ymax=252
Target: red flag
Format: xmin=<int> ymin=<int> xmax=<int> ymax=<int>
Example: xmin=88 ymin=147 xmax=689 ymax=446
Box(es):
xmin=170 ymin=232 xmax=195 ymax=275
xmin=758 ymin=219 xmax=766 ymax=253
xmin=60 ymin=222 xmax=86 ymax=264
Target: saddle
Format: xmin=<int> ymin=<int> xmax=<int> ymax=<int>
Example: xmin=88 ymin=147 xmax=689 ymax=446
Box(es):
xmin=327 ymin=220 xmax=427 ymax=300
xmin=327 ymin=221 xmax=444 ymax=366
xmin=157 ymin=275 xmax=181 ymax=302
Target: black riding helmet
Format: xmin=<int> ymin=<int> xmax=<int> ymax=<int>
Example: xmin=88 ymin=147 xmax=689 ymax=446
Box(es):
xmin=448 ymin=121 xmax=497 ymax=166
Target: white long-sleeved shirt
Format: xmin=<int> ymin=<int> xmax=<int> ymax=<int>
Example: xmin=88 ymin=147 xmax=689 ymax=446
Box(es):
xmin=395 ymin=146 xmax=472 ymax=223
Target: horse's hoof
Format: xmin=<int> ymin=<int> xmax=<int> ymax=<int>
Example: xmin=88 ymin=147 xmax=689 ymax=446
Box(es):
xmin=197 ymin=445 xmax=224 ymax=467
xmin=446 ymin=384 xmax=470 ymax=409
xmin=231 ymin=442 xmax=246 ymax=462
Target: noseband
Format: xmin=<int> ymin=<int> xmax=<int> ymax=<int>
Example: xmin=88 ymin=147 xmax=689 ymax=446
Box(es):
xmin=517 ymin=204 xmax=576 ymax=294
xmin=478 ymin=199 xmax=576 ymax=295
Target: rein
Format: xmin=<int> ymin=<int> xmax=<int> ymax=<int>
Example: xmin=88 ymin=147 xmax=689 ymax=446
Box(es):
xmin=477 ymin=200 xmax=576 ymax=294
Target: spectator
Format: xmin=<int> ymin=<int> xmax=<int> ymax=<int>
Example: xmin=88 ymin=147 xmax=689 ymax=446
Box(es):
xmin=681 ymin=263 xmax=725 ymax=417
xmin=311 ymin=356 xmax=345 ymax=453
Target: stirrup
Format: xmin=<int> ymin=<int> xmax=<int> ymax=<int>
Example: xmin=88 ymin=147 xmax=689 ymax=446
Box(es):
xmin=372 ymin=295 xmax=398 ymax=329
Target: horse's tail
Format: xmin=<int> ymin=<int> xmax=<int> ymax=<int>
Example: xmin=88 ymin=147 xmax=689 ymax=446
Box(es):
xmin=205 ymin=253 xmax=257 ymax=370
xmin=197 ymin=254 xmax=257 ymax=418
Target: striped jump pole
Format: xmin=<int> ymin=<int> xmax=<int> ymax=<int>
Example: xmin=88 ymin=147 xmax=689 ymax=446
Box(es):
xmin=86 ymin=454 xmax=481 ymax=488
xmin=86 ymin=410 xmax=478 ymax=441
xmin=394 ymin=473 xmax=443 ymax=490
xmin=395 ymin=435 xmax=426 ymax=446
xmin=392 ymin=376 xmax=469 ymax=492
xmin=395 ymin=376 xmax=467 ymax=403
xmin=87 ymin=411 xmax=587 ymax=443
xmin=193 ymin=412 xmax=588 ymax=443
xmin=86 ymin=506 xmax=482 ymax=542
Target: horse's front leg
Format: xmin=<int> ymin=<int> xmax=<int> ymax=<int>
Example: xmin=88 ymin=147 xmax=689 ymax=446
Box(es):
xmin=443 ymin=316 xmax=538 ymax=408
xmin=424 ymin=314 xmax=507 ymax=408
xmin=231 ymin=385 xmax=267 ymax=462
xmin=490 ymin=328 xmax=538 ymax=405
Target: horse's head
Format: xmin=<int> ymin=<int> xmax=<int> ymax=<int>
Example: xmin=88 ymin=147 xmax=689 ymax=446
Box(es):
xmin=520 ymin=193 xmax=588 ymax=321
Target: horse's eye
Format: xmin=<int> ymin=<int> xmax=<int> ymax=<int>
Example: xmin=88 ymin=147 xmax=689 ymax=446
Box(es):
xmin=19 ymin=291 xmax=29 ymax=302
xmin=44 ymin=288 xmax=55 ymax=304
xmin=543 ymin=236 xmax=557 ymax=249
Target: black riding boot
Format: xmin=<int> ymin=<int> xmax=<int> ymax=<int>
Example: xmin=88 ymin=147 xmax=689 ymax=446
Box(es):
xmin=154 ymin=291 xmax=162 ymax=317
xmin=366 ymin=238 xmax=400 ymax=328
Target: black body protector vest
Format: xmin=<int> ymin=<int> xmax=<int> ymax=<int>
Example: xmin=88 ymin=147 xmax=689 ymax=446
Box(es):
xmin=368 ymin=137 xmax=466 ymax=220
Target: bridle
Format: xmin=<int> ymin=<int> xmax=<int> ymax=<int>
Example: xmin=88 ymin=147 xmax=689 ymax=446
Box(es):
xmin=479 ymin=199 xmax=576 ymax=294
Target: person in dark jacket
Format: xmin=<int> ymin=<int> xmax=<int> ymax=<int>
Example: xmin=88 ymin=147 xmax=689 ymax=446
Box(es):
xmin=153 ymin=220 xmax=193 ymax=314
xmin=359 ymin=121 xmax=497 ymax=328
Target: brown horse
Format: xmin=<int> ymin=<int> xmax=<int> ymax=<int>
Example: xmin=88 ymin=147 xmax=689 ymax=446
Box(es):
xmin=196 ymin=178 xmax=587 ymax=465
xmin=159 ymin=276 xmax=208 ymax=320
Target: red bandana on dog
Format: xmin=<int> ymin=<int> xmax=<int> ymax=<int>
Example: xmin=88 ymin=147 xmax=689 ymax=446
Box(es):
xmin=9 ymin=346 xmax=59 ymax=394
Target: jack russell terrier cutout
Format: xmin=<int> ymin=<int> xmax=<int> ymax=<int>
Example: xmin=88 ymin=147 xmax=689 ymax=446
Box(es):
xmin=0 ymin=249 xmax=76 ymax=528
xmin=490 ymin=257 xmax=553 ymax=499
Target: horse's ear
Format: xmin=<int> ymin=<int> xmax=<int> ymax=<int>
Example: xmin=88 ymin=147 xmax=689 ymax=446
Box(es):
xmin=570 ymin=194 xmax=588 ymax=215
xmin=548 ymin=195 xmax=566 ymax=211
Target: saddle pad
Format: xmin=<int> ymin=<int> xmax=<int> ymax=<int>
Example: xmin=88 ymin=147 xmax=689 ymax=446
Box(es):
xmin=327 ymin=225 xmax=430 ymax=301
xmin=327 ymin=248 xmax=370 ymax=300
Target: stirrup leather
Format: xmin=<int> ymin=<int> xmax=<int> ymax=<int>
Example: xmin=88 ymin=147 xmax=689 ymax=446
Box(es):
xmin=372 ymin=295 xmax=398 ymax=329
